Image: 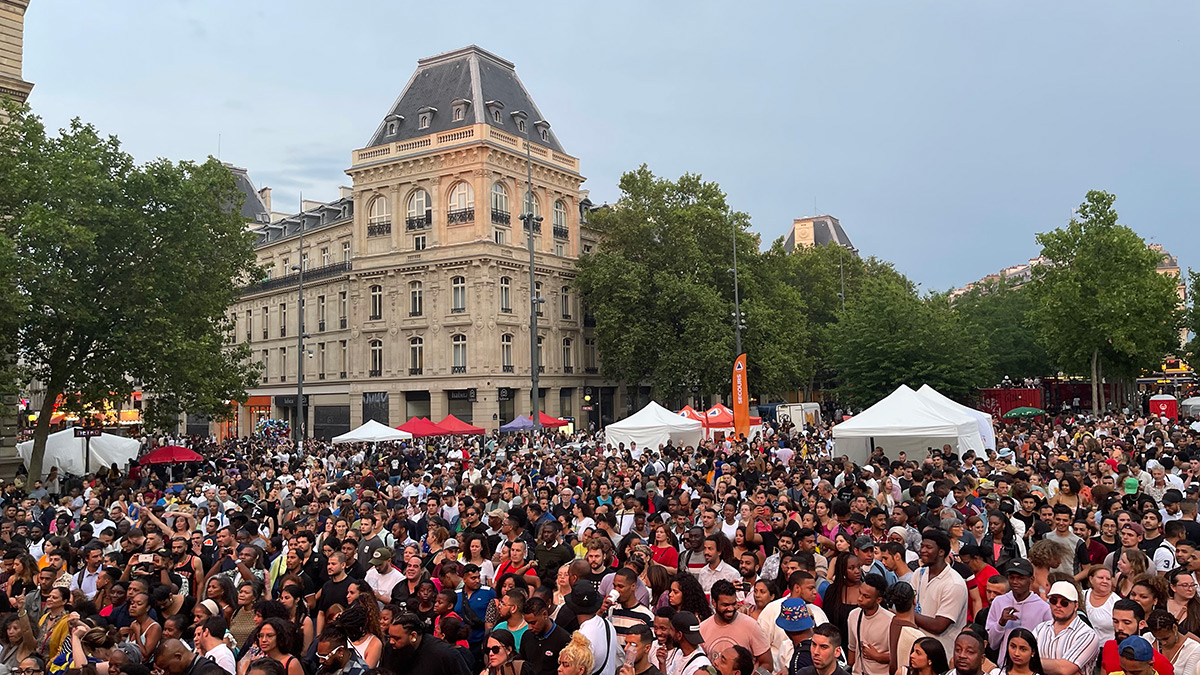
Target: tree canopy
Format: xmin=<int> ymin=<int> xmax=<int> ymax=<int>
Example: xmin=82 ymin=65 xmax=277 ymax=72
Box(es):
xmin=953 ymin=279 xmax=1053 ymax=387
xmin=0 ymin=103 xmax=261 ymax=478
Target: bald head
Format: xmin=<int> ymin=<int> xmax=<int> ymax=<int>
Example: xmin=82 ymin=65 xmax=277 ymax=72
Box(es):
xmin=155 ymin=639 xmax=194 ymax=675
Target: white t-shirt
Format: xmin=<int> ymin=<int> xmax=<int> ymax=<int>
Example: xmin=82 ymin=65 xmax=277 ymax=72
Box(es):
xmin=579 ymin=615 xmax=619 ymax=675
xmin=847 ymin=606 xmax=895 ymax=675
xmin=203 ymin=643 xmax=236 ymax=675
xmin=913 ymin=564 xmax=969 ymax=657
xmin=365 ymin=566 xmax=404 ymax=601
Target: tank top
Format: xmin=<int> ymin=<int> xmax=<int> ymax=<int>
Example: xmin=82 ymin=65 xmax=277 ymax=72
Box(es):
xmin=174 ymin=555 xmax=197 ymax=597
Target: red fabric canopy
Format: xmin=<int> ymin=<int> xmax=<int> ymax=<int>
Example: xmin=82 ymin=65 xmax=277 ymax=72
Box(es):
xmin=702 ymin=404 xmax=761 ymax=427
xmin=397 ymin=417 xmax=450 ymax=438
xmin=437 ymin=414 xmax=486 ymax=435
xmin=677 ymin=405 xmax=705 ymax=422
xmin=537 ymin=411 xmax=569 ymax=428
xmin=140 ymin=445 xmax=203 ymax=464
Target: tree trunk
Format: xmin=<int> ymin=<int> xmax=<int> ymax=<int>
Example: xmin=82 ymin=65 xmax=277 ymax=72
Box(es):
xmin=1098 ymin=355 xmax=1107 ymax=413
xmin=28 ymin=385 xmax=61 ymax=482
xmin=1091 ymin=348 xmax=1100 ymax=417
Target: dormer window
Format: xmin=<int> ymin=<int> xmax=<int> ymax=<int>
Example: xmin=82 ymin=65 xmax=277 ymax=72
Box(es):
xmin=384 ymin=113 xmax=403 ymax=137
xmin=534 ymin=120 xmax=551 ymax=142
xmin=540 ymin=129 xmax=548 ymax=141
xmin=419 ymin=114 xmax=430 ymax=129
xmin=451 ymin=98 xmax=470 ymax=123
xmin=493 ymin=109 xmax=502 ymax=123
xmin=387 ymin=123 xmax=397 ymax=135
xmin=486 ymin=100 xmax=505 ymax=125
xmin=417 ymin=106 xmax=437 ymax=130
xmin=517 ymin=119 xmax=525 ymax=133
xmin=511 ymin=110 xmax=528 ymax=134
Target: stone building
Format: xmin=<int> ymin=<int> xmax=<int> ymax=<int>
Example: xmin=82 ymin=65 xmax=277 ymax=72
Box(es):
xmin=225 ymin=46 xmax=613 ymax=439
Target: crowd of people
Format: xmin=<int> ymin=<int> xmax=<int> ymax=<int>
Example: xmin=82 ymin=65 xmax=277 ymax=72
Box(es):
xmin=0 ymin=404 xmax=1198 ymax=675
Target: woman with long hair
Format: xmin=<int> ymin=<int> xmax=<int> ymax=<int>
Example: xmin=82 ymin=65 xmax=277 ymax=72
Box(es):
xmin=556 ymin=633 xmax=594 ymax=675
xmin=128 ymin=592 xmax=160 ymax=661
xmin=1116 ymin=548 xmax=1151 ymax=598
xmin=650 ymin=524 xmax=679 ymax=570
xmin=668 ymin=573 xmax=713 ymax=621
xmin=822 ymin=552 xmax=863 ymax=640
xmin=1049 ymin=476 xmax=1081 ymax=514
xmin=966 ymin=516 xmax=986 ymax=547
xmin=6 ymin=555 xmax=37 ymax=612
xmin=461 ymin=534 xmax=495 ymax=587
xmin=1166 ymin=569 xmax=1200 ymax=636
xmin=0 ymin=613 xmax=35 ymax=669
xmin=745 ymin=580 xmax=776 ymax=621
xmin=35 ymin=588 xmax=70 ymax=658
xmin=1130 ymin=574 xmax=1169 ymax=618
xmin=253 ymin=617 xmax=303 ymax=675
xmin=645 ymin=565 xmax=672 ymax=610
xmin=981 ymin=512 xmax=1025 ymax=571
xmin=907 ymin=636 xmax=950 ymax=675
xmin=278 ymin=585 xmax=314 ymax=653
xmin=1000 ymin=628 xmax=1044 ymax=675
xmin=1084 ymin=566 xmax=1118 ymax=644
xmin=337 ymin=603 xmax=382 ymax=668
xmin=205 ymin=576 xmax=237 ymax=624
xmin=480 ymin=629 xmax=526 ymax=675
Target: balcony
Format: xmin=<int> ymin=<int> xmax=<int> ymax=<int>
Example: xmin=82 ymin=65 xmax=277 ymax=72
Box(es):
xmin=447 ymin=208 xmax=474 ymax=225
xmin=492 ymin=210 xmax=511 ymax=226
xmin=562 ymin=313 xmax=572 ymax=320
xmin=369 ymin=314 xmax=382 ymax=321
xmin=409 ymin=310 xmax=423 ymax=317
xmin=451 ymin=307 xmax=465 ymax=314
xmin=451 ymin=366 xmax=466 ymax=374
xmin=564 ymin=366 xmax=574 ymax=373
xmin=318 ymin=320 xmax=326 ymax=332
xmin=585 ymin=367 xmax=598 ymax=374
xmin=367 ymin=222 xmax=391 ymax=237
xmin=409 ymin=367 xmax=423 ymax=375
xmin=406 ymin=215 xmax=431 ymax=231
xmin=242 ymin=261 xmax=352 ymax=295
xmin=523 ymin=220 xmax=542 ymax=234
xmin=500 ymin=307 xmax=512 ymax=314
xmin=339 ymin=317 xmax=347 ymax=329
xmin=503 ymin=365 xmax=514 ymax=373
xmin=553 ymin=225 xmax=569 ymax=240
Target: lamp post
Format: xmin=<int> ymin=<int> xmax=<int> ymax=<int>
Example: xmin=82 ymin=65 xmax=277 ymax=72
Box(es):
xmin=730 ymin=225 xmax=745 ymax=354
xmin=518 ymin=116 xmax=544 ymax=432
xmin=293 ymin=196 xmax=306 ymax=452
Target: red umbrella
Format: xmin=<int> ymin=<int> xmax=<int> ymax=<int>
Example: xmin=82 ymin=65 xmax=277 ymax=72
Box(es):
xmin=397 ymin=417 xmax=450 ymax=438
xmin=139 ymin=445 xmax=203 ymax=464
xmin=436 ymin=414 xmax=486 ymax=435
xmin=537 ymin=411 xmax=569 ymax=428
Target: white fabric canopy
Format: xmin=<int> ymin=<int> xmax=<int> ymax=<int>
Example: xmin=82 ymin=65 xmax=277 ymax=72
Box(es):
xmin=332 ymin=419 xmax=413 ymax=444
xmin=1182 ymin=397 xmax=1200 ymax=417
xmin=833 ymin=385 xmax=984 ymax=463
xmin=17 ymin=428 xmax=139 ymax=476
xmin=916 ymin=384 xmax=997 ymax=451
xmin=605 ymin=401 xmax=703 ymax=451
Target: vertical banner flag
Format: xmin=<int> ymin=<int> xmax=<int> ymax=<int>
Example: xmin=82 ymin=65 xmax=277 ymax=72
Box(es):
xmin=732 ymin=353 xmax=750 ymax=440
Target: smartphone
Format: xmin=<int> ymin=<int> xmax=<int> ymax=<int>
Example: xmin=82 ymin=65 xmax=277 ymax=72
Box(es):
xmin=139 ymin=554 xmax=153 ymax=564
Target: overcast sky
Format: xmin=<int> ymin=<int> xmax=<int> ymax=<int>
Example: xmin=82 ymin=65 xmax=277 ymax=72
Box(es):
xmin=23 ymin=2 xmax=1200 ymax=291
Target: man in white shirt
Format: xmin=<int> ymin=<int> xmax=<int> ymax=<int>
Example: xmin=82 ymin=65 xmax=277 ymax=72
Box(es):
xmin=912 ymin=530 xmax=969 ymax=657
xmin=847 ymin=573 xmax=893 ymax=675
xmin=364 ymin=548 xmax=403 ymax=604
xmin=194 ymin=616 xmax=236 ymax=674
xmin=695 ymin=534 xmax=740 ymax=597
xmin=566 ymin=581 xmax=620 ymax=675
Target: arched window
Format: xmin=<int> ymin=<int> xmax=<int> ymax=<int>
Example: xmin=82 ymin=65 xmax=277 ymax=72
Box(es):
xmin=369 ymin=285 xmax=383 ymax=320
xmin=409 ymin=281 xmax=423 ymax=317
xmin=499 ymin=277 xmax=511 ymax=313
xmin=367 ymin=196 xmax=390 ymax=237
xmin=409 ymin=337 xmax=423 ymax=374
xmin=448 ymin=182 xmax=474 ymax=210
xmin=406 ymin=189 xmax=431 ymax=229
xmin=501 ymin=334 xmax=513 ymax=371
xmin=534 ymin=281 xmax=543 ymax=317
xmin=452 ymin=334 xmax=467 ymax=372
xmin=523 ymin=191 xmax=541 ymax=219
xmin=561 ymin=286 xmax=572 ymax=319
xmin=553 ymin=200 xmax=568 ymax=238
xmin=491 ymin=183 xmax=510 ymax=225
xmin=562 ymin=338 xmax=573 ymax=372
xmin=451 ymin=276 xmax=466 ymax=313
xmin=369 ymin=340 xmax=383 ymax=376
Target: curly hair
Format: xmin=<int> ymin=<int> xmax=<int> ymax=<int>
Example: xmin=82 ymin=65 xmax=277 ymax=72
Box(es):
xmin=559 ymin=632 xmax=595 ymax=675
xmin=671 ymin=573 xmax=712 ymax=621
xmin=1027 ymin=539 xmax=1069 ymax=569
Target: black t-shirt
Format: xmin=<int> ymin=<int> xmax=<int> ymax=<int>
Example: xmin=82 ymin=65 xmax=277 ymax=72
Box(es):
xmin=1140 ymin=535 xmax=1165 ymax=555
xmin=584 ymin=568 xmax=610 ymax=592
xmin=1180 ymin=519 xmax=1200 ymax=544
xmin=520 ymin=624 xmax=572 ymax=675
xmin=317 ymin=576 xmax=352 ymax=614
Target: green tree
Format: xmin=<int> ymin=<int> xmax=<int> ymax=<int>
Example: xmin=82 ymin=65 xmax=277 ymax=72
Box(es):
xmin=0 ymin=103 xmax=261 ymax=479
xmin=1185 ymin=269 xmax=1200 ymax=362
xmin=1027 ymin=190 xmax=1182 ymax=414
xmin=953 ymin=279 xmax=1053 ymax=386
xmin=827 ymin=274 xmax=987 ymax=408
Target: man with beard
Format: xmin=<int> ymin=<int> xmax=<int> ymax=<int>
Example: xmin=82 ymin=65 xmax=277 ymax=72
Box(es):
xmin=383 ymin=612 xmax=470 ymax=675
xmin=1031 ymin=581 xmax=1100 ymax=675
xmin=492 ymin=589 xmax=528 ymax=649
xmin=699 ymin=580 xmax=772 ymax=671
xmin=795 ymin=624 xmax=848 ymax=675
xmin=1100 ymin=600 xmax=1173 ymax=675
xmin=949 ymin=627 xmax=987 ymax=675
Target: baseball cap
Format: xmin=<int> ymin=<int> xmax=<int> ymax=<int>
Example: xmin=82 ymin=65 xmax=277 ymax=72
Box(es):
xmin=1124 ymin=477 xmax=1140 ymax=494
xmin=775 ymin=598 xmax=815 ymax=632
xmin=1005 ymin=559 xmax=1034 ymax=577
xmin=853 ymin=536 xmax=876 ymax=552
xmin=1123 ymin=522 xmax=1145 ymax=537
xmin=486 ymin=509 xmax=507 ymax=520
xmin=1118 ymin=635 xmax=1154 ymax=662
xmin=670 ymin=611 xmax=704 ymax=645
xmin=444 ymin=538 xmax=460 ymax=549
xmin=1048 ymin=580 xmax=1079 ymax=603
xmin=369 ymin=548 xmax=393 ymax=565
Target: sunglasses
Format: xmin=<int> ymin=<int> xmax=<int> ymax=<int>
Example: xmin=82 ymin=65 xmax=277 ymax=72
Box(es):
xmin=487 ymin=646 xmax=506 ymax=655
xmin=1047 ymin=596 xmax=1074 ymax=607
xmin=315 ymin=646 xmax=344 ymax=662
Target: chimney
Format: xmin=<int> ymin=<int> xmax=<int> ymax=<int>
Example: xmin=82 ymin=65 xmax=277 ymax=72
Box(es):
xmin=258 ymin=187 xmax=272 ymax=212
xmin=339 ymin=185 xmax=353 ymax=200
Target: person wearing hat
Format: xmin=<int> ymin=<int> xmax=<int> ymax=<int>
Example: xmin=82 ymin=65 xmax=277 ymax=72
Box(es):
xmin=985 ymin=559 xmax=1051 ymax=665
xmin=669 ymin=611 xmax=711 ymax=675
xmin=776 ymin=597 xmax=816 ymax=675
xmin=1031 ymin=580 xmax=1100 ymax=675
xmin=565 ymin=580 xmax=618 ymax=675
xmin=365 ymin=547 xmax=402 ymax=604
xmin=1110 ymin=635 xmax=1157 ymax=675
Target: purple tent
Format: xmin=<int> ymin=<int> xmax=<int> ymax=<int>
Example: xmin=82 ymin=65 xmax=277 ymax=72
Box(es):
xmin=500 ymin=414 xmax=534 ymax=432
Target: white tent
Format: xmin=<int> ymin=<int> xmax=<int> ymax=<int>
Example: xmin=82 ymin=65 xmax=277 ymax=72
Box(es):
xmin=916 ymin=384 xmax=997 ymax=451
xmin=606 ymin=401 xmax=703 ymax=452
xmin=17 ymin=428 xmax=139 ymax=476
xmin=331 ymin=419 xmax=413 ymax=444
xmin=1181 ymin=397 xmax=1200 ymax=418
xmin=833 ymin=385 xmax=985 ymax=463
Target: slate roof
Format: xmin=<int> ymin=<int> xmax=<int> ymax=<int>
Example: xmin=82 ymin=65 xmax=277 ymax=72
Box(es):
xmin=365 ymin=45 xmax=564 ymax=153
xmin=227 ymin=164 xmax=271 ymax=224
xmin=812 ymin=216 xmax=854 ymax=249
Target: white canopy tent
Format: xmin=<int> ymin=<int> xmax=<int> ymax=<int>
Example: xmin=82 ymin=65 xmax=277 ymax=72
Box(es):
xmin=605 ymin=402 xmax=704 ymax=453
xmin=1181 ymin=397 xmax=1200 ymax=418
xmin=916 ymin=384 xmax=997 ymax=450
xmin=833 ymin=385 xmax=985 ymax=464
xmin=17 ymin=428 xmax=139 ymax=476
xmin=331 ymin=419 xmax=413 ymax=444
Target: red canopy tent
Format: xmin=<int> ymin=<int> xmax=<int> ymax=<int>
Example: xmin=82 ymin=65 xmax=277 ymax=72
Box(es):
xmin=702 ymin=404 xmax=762 ymax=427
xmin=537 ymin=411 xmax=569 ymax=428
xmin=437 ymin=414 xmax=486 ymax=435
xmin=139 ymin=445 xmax=203 ymax=464
xmin=397 ymin=417 xmax=450 ymax=438
xmin=677 ymin=405 xmax=706 ymax=423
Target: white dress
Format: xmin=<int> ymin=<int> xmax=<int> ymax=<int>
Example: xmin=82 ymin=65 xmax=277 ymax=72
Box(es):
xmin=1083 ymin=589 xmax=1117 ymax=644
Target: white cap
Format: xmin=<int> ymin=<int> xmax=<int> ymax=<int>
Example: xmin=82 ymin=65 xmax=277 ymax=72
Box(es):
xmin=1048 ymin=581 xmax=1079 ymax=602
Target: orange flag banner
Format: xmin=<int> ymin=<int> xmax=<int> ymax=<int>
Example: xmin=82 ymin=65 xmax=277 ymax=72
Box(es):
xmin=732 ymin=353 xmax=749 ymax=440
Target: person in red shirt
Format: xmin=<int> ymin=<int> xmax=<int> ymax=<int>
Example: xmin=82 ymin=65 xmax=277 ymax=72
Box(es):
xmin=959 ymin=545 xmax=999 ymax=620
xmin=1100 ymin=599 xmax=1175 ymax=675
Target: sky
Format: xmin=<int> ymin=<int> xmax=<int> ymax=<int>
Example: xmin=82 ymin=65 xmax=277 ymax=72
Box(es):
xmin=22 ymin=1 xmax=1200 ymax=291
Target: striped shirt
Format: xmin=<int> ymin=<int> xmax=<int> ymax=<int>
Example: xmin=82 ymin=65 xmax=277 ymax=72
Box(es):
xmin=1031 ymin=615 xmax=1101 ymax=675
xmin=609 ymin=603 xmax=655 ymax=635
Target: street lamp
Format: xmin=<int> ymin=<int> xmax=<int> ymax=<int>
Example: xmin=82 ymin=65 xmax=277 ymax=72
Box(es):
xmin=292 ymin=195 xmax=306 ymax=452
xmin=517 ymin=114 xmax=544 ymax=432
xmin=730 ymin=223 xmax=745 ymax=354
